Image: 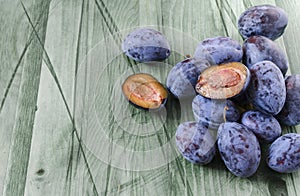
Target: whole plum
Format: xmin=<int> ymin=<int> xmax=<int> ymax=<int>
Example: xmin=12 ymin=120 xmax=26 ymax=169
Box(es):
xmin=243 ymin=35 xmax=289 ymax=76
xmin=238 ymin=4 xmax=288 ymax=40
xmin=246 ymin=61 xmax=286 ymax=115
xmin=122 ymin=28 xmax=170 ymax=62
xmin=267 ymin=133 xmax=300 ymax=173
xmin=175 ymin=121 xmax=216 ymax=164
xmin=241 ymin=110 xmax=281 ymax=143
xmin=192 ymin=95 xmax=240 ymax=130
xmin=217 ymin=122 xmax=261 ymax=177
xmin=276 ymin=74 xmax=300 ymax=126
xmin=194 ymin=36 xmax=243 ymax=65
xmin=166 ymin=58 xmax=210 ymax=99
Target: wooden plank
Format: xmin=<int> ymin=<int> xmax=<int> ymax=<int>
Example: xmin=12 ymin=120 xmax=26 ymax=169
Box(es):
xmin=0 ymin=0 xmax=30 ymax=193
xmin=24 ymin=0 xmax=98 ymax=195
xmin=2 ymin=0 xmax=51 ymax=195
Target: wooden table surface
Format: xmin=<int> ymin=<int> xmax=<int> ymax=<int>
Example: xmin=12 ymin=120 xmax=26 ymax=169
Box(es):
xmin=1 ymin=0 xmax=300 ymax=195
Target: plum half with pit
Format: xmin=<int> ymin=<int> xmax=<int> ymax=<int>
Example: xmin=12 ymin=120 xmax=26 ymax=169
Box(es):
xmin=195 ymin=62 xmax=250 ymax=99
xmin=122 ymin=73 xmax=168 ymax=110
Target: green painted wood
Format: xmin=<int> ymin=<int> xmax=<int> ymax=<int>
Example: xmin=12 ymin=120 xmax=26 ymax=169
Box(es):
xmin=2 ymin=0 xmax=51 ymax=195
xmin=24 ymin=0 xmax=98 ymax=195
xmin=1 ymin=0 xmax=300 ymax=196
xmin=0 ymin=0 xmax=29 ymax=193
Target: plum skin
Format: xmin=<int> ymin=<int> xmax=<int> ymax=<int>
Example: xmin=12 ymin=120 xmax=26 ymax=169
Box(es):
xmin=246 ymin=61 xmax=286 ymax=115
xmin=217 ymin=122 xmax=261 ymax=177
xmin=238 ymin=4 xmax=288 ymax=40
xmin=194 ymin=36 xmax=243 ymax=65
xmin=192 ymin=95 xmax=240 ymax=130
xmin=267 ymin=133 xmax=300 ymax=173
xmin=175 ymin=121 xmax=216 ymax=164
xmin=241 ymin=110 xmax=281 ymax=143
xmin=122 ymin=28 xmax=171 ymax=62
xmin=276 ymin=74 xmax=300 ymax=126
xmin=242 ymin=35 xmax=289 ymax=76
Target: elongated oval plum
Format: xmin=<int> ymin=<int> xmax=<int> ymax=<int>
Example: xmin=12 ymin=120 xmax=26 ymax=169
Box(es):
xmin=246 ymin=61 xmax=286 ymax=115
xmin=241 ymin=110 xmax=281 ymax=143
xmin=267 ymin=133 xmax=300 ymax=173
xmin=195 ymin=62 xmax=250 ymax=99
xmin=194 ymin=36 xmax=243 ymax=65
xmin=166 ymin=58 xmax=210 ymax=99
xmin=122 ymin=28 xmax=170 ymax=62
xmin=243 ymin=35 xmax=289 ymax=76
xmin=192 ymin=95 xmax=240 ymax=130
xmin=238 ymin=5 xmax=288 ymax=40
xmin=276 ymin=74 xmax=300 ymax=126
xmin=217 ymin=122 xmax=261 ymax=177
xmin=122 ymin=73 xmax=168 ymax=110
xmin=175 ymin=121 xmax=216 ymax=164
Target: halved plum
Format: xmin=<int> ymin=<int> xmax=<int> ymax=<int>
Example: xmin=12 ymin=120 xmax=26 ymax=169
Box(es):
xmin=195 ymin=62 xmax=250 ymax=99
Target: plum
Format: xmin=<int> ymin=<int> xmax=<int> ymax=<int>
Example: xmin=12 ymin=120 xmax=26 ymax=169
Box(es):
xmin=238 ymin=4 xmax=288 ymax=40
xmin=241 ymin=110 xmax=281 ymax=143
xmin=195 ymin=62 xmax=250 ymax=99
xmin=276 ymin=74 xmax=300 ymax=126
xmin=243 ymin=35 xmax=289 ymax=76
xmin=175 ymin=121 xmax=216 ymax=164
xmin=122 ymin=28 xmax=170 ymax=62
xmin=194 ymin=36 xmax=243 ymax=65
xmin=192 ymin=95 xmax=240 ymax=130
xmin=122 ymin=73 xmax=168 ymax=110
xmin=267 ymin=133 xmax=300 ymax=173
xmin=246 ymin=61 xmax=286 ymax=115
xmin=218 ymin=122 xmax=261 ymax=177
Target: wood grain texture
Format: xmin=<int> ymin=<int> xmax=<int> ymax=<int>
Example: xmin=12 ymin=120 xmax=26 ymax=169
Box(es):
xmin=2 ymin=0 xmax=51 ymax=195
xmin=0 ymin=0 xmax=28 ymax=193
xmin=24 ymin=0 xmax=97 ymax=195
xmin=0 ymin=0 xmax=300 ymax=196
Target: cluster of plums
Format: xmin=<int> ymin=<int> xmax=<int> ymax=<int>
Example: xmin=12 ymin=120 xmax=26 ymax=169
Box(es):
xmin=121 ymin=4 xmax=300 ymax=177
